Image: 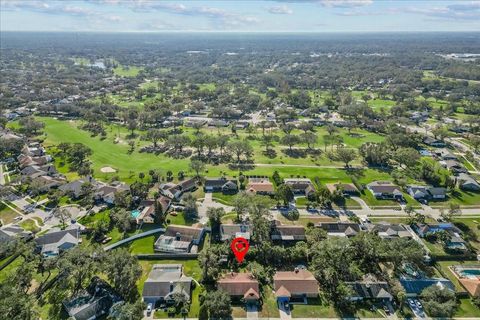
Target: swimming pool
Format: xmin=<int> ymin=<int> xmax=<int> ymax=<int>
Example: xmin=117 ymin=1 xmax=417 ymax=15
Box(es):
xmin=131 ymin=210 xmax=141 ymax=219
xmin=457 ymin=268 xmax=480 ymax=279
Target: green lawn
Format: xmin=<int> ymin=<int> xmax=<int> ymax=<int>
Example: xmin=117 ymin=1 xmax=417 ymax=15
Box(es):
xmin=290 ymin=298 xmax=337 ymax=318
xmin=19 ymin=218 xmax=40 ymax=233
xmin=455 ymin=298 xmax=480 ymax=317
xmin=0 ymin=203 xmax=20 ymax=225
xmin=258 ymin=288 xmax=280 ymax=318
xmin=212 ymin=192 xmax=236 ymax=206
xmin=113 ymin=65 xmax=143 ymax=77
xmin=452 ymin=217 xmax=480 ymax=250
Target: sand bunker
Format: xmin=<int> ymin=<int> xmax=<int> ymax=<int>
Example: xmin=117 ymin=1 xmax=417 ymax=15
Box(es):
xmin=100 ymin=166 xmax=117 ymax=173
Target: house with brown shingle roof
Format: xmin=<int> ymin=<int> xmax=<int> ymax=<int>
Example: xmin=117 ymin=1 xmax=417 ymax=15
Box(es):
xmin=246 ymin=179 xmax=275 ymax=196
xmin=326 ymin=183 xmax=359 ymax=196
xmin=273 ymin=269 xmax=319 ymax=303
xmin=217 ymin=272 xmax=260 ymax=304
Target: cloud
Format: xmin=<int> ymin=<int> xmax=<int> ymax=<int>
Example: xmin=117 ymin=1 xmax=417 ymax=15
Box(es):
xmin=268 ymin=5 xmax=293 ymax=14
xmin=402 ymin=4 xmax=480 ymax=21
xmin=319 ymin=0 xmax=373 ymax=8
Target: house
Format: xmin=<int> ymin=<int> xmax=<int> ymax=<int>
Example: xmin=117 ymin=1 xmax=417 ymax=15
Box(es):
xmin=156 ymin=196 xmax=171 ymax=216
xmin=246 ymin=179 xmax=275 ymax=196
xmin=423 ymin=137 xmax=445 ymax=147
xmin=317 ymin=222 xmax=361 ymax=237
xmin=204 ymin=177 xmax=238 ymax=194
xmin=366 ymin=222 xmax=412 ymax=239
xmin=407 ymin=185 xmax=447 ymax=201
xmin=367 ymin=181 xmax=403 ymax=200
xmin=284 ymin=178 xmax=316 ymax=196
xmin=160 ymin=178 xmax=197 ymax=200
xmin=217 ymin=272 xmax=260 ymax=304
xmin=326 ymin=183 xmax=359 ymax=196
xmin=154 ymin=225 xmax=205 ymax=253
xmin=346 ymin=281 xmax=393 ymax=301
xmin=273 ymin=269 xmax=319 ymax=303
xmin=415 ymin=223 xmax=468 ymax=251
xmin=220 ymin=224 xmax=251 ymax=241
xmin=134 ymin=200 xmax=156 ymax=224
xmin=142 ymin=264 xmax=193 ymax=305
xmin=0 ymin=130 xmax=22 ymax=141
xmin=407 ymin=185 xmax=429 ymax=200
xmin=22 ymin=144 xmax=45 ymax=157
xmin=434 ymin=148 xmax=457 ymax=161
xmin=0 ymin=225 xmax=32 ymax=245
xmin=94 ymin=181 xmax=129 ymax=205
xmin=400 ymin=277 xmax=455 ymax=297
xmin=271 ymin=224 xmax=306 ymax=242
xmin=31 ymin=175 xmax=66 ymax=192
xmin=457 ymin=173 xmax=480 ymax=191
xmin=428 ymin=187 xmax=447 ymax=200
xmin=451 ymin=266 xmax=480 ymax=297
xmin=63 ymin=277 xmax=123 ymax=320
xmin=36 ymin=225 xmax=81 ymax=257
xmin=59 ymin=177 xmax=99 ymax=198
xmin=441 ymin=160 xmax=467 ymax=174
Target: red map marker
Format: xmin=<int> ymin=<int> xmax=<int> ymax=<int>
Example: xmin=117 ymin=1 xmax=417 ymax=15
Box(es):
xmin=231 ymin=237 xmax=249 ymax=263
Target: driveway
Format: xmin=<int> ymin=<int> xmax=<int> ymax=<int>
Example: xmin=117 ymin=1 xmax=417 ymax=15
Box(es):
xmin=246 ymin=304 xmax=258 ymax=319
xmin=278 ymin=302 xmax=291 ymax=320
xmin=197 ymin=192 xmax=233 ymax=224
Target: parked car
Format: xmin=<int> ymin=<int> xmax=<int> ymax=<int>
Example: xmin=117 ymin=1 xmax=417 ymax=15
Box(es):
xmin=146 ymin=303 xmax=153 ymax=316
xmin=415 ymin=300 xmax=422 ymax=309
xmin=383 ymin=305 xmax=390 ymax=315
xmin=408 ymin=299 xmax=415 ymax=307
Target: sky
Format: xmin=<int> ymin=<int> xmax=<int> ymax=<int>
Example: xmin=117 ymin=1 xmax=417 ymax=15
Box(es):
xmin=1 ymin=0 xmax=480 ymax=32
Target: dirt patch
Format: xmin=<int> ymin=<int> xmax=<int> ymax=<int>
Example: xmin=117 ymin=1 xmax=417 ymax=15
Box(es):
xmin=100 ymin=166 xmax=117 ymax=173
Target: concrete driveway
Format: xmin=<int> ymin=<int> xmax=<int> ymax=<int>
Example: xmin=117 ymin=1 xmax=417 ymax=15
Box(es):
xmin=197 ymin=192 xmax=233 ymax=224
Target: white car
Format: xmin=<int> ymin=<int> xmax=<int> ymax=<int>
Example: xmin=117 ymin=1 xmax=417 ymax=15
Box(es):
xmin=408 ymin=299 xmax=415 ymax=307
xmin=415 ymin=300 xmax=422 ymax=309
xmin=146 ymin=303 xmax=153 ymax=316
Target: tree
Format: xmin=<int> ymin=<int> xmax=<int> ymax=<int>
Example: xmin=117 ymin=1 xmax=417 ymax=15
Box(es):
xmin=281 ymin=134 xmax=299 ymax=151
xmin=189 ymin=160 xmax=205 ymax=178
xmin=182 ymin=192 xmax=198 ymax=220
xmin=260 ymin=134 xmax=274 ymax=152
xmin=301 ymin=132 xmax=317 ymax=150
xmin=111 ymin=300 xmax=145 ymax=320
xmin=227 ymin=140 xmax=253 ymax=163
xmin=53 ymin=208 xmax=72 ymax=229
xmin=18 ymin=116 xmax=44 ymax=136
xmin=393 ymin=147 xmax=420 ymax=168
xmin=57 ymin=246 xmax=100 ymax=298
xmin=203 ymin=290 xmax=232 ymax=319
xmin=431 ymin=126 xmax=450 ymax=141
xmin=332 ymin=147 xmax=357 ymax=168
xmin=110 ymin=208 xmax=132 ymax=238
xmin=67 ymin=143 xmax=92 ymax=168
xmin=146 ymin=128 xmax=166 ymax=148
xmin=275 ymin=184 xmax=294 ymax=206
xmin=298 ymin=121 xmax=314 ymax=133
xmin=207 ymin=207 xmax=225 ymax=238
xmin=105 ymin=248 xmax=142 ymax=302
xmin=420 ymin=285 xmax=457 ymax=318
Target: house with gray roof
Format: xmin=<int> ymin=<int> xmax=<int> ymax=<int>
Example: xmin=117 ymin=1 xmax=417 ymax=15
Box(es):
xmin=142 ymin=264 xmax=192 ymax=305
xmin=346 ymin=281 xmax=393 ymax=301
xmin=457 ymin=173 xmax=480 ymax=191
xmin=367 ymin=222 xmax=412 ymax=239
xmin=0 ymin=225 xmax=32 ymax=245
xmin=367 ymin=181 xmax=403 ymax=200
xmin=316 ymin=222 xmax=362 ymax=237
xmin=220 ymin=224 xmax=251 ymax=241
xmin=400 ymin=277 xmax=454 ymax=297
xmin=35 ymin=225 xmax=81 ymax=257
xmin=63 ymin=277 xmax=123 ymax=320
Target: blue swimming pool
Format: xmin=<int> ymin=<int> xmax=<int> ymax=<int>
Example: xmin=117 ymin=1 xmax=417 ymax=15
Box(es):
xmin=131 ymin=210 xmax=141 ymax=218
xmin=457 ymin=268 xmax=480 ymax=279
